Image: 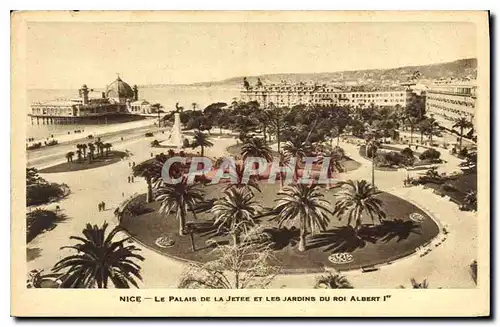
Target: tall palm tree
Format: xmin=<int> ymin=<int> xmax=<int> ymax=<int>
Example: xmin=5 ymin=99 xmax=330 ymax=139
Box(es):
xmin=314 ymin=272 xmax=353 ymax=289
xmin=419 ymin=117 xmax=440 ymax=144
xmin=104 ymin=143 xmax=112 ymax=156
xmin=52 ymin=222 xmax=144 ymax=288
xmin=240 ymin=137 xmax=273 ymax=162
xmin=133 ymin=156 xmax=170 ymax=203
xmin=87 ymin=143 xmax=95 ymax=163
xmin=155 ymin=179 xmax=205 ymax=236
xmin=212 ymin=188 xmax=261 ymax=245
xmin=453 ymin=117 xmax=474 ymax=151
xmin=273 ymin=184 xmax=332 ymax=252
xmin=82 ymin=143 xmax=88 ymax=158
xmin=283 ymin=137 xmax=311 ymax=181
xmin=191 ymin=130 xmax=213 ymax=157
xmin=65 ymin=151 xmax=74 ymax=163
xmin=76 ymin=149 xmax=83 ymax=162
xmin=332 ymin=180 xmax=386 ymax=233
xmin=222 ymin=162 xmax=261 ymax=195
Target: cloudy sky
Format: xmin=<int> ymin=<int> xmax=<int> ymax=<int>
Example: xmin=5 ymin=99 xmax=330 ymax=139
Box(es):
xmin=26 ymin=21 xmax=476 ymax=89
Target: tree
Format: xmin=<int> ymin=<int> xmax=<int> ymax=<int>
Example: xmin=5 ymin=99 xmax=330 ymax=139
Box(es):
xmin=52 ymin=222 xmax=144 ymax=288
xmin=222 ymin=162 xmax=261 ymax=195
xmin=419 ymin=117 xmax=440 ymax=144
xmin=273 ymin=184 xmax=332 ymax=252
xmin=87 ymin=143 xmax=95 ymax=163
xmin=399 ymin=278 xmax=430 ymax=289
xmin=212 ymin=188 xmax=261 ymax=245
xmin=65 ymin=151 xmax=74 ymax=163
xmin=453 ymin=117 xmax=474 ymax=151
xmin=314 ymin=272 xmax=353 ymax=289
xmin=104 ymin=143 xmax=112 ymax=156
xmin=191 ymin=130 xmax=213 ymax=157
xmin=463 ymin=190 xmax=477 ymax=211
xmin=155 ymin=179 xmax=205 ymax=236
xmin=133 ymin=155 xmax=169 ymax=203
xmin=240 ymin=137 xmax=273 ymax=162
xmin=75 ymin=149 xmax=83 ymax=162
xmin=178 ymin=228 xmax=279 ymax=289
xmin=283 ymin=137 xmax=312 ymax=181
xmin=332 ymin=180 xmax=386 ymax=233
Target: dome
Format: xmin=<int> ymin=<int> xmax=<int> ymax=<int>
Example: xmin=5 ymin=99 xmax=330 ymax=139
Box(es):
xmin=106 ymin=76 xmax=134 ymax=99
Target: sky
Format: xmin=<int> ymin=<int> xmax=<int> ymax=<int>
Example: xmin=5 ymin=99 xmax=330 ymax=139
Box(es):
xmin=26 ymin=21 xmax=477 ymax=89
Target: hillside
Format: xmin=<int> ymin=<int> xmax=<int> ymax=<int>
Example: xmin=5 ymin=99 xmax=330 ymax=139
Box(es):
xmin=145 ymin=58 xmax=476 ymax=88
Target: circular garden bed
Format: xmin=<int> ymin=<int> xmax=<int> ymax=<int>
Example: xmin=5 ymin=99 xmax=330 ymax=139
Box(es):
xmin=120 ymin=182 xmax=439 ymax=273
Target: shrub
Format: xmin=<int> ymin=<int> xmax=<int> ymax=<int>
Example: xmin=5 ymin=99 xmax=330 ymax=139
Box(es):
xmin=459 ymin=147 xmax=469 ymax=157
xmin=440 ymin=183 xmax=458 ymax=193
xmin=27 ymin=142 xmax=42 ymax=150
xmin=27 ymin=209 xmax=65 ymax=243
xmin=46 ymin=140 xmax=58 ymax=146
xmin=400 ymin=147 xmax=412 ymax=156
xmin=419 ymin=148 xmax=441 ymax=161
xmin=145 ymin=132 xmax=154 ymax=137
xmin=87 ymin=134 xmax=94 ymax=139
xmin=26 ymin=182 xmax=69 ymax=206
xmin=333 ymin=146 xmax=345 ymax=158
xmin=182 ymin=138 xmax=191 ymax=148
xmin=125 ymin=199 xmax=151 ymax=216
xmin=151 ymin=139 xmax=160 ymax=147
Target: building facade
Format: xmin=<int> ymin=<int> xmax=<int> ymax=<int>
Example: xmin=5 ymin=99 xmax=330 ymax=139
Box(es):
xmin=425 ymin=81 xmax=476 ymax=130
xmin=240 ymin=83 xmax=410 ymax=109
xmin=30 ymin=76 xmax=147 ymax=123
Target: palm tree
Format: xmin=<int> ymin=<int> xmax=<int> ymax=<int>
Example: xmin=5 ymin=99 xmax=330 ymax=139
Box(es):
xmin=240 ymin=137 xmax=273 ymax=162
xmin=332 ymin=180 xmax=386 ymax=233
xmin=222 ymin=162 xmax=261 ymax=195
xmin=419 ymin=117 xmax=440 ymax=144
xmin=81 ymin=144 xmax=87 ymax=158
xmin=212 ymin=188 xmax=261 ymax=245
xmin=133 ymin=156 xmax=168 ymax=203
xmin=314 ymin=272 xmax=353 ymax=289
xmin=453 ymin=117 xmax=474 ymax=151
xmin=323 ymin=148 xmax=344 ymax=188
xmin=283 ymin=137 xmax=311 ymax=181
xmin=65 ymin=151 xmax=74 ymax=163
xmin=87 ymin=143 xmax=95 ymax=163
xmin=191 ymin=130 xmax=213 ymax=157
xmin=155 ymin=179 xmax=205 ymax=236
xmin=400 ymin=278 xmax=430 ymax=289
xmin=104 ymin=143 xmax=112 ymax=155
xmin=76 ymin=149 xmax=83 ymax=162
xmin=52 ymin=222 xmax=144 ymax=288
xmin=273 ymin=184 xmax=332 ymax=252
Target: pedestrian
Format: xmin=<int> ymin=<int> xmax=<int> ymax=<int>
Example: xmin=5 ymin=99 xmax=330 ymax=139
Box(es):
xmin=98 ymin=203 xmax=102 ymax=212
xmin=121 ymin=137 xmax=123 ymax=141
xmin=127 ymin=176 xmax=130 ymax=183
xmin=122 ymin=192 xmax=125 ymax=197
xmin=102 ymin=202 xmax=106 ymax=211
xmin=128 ymin=162 xmax=131 ymax=167
xmin=131 ymin=176 xmax=134 ymax=183
xmin=132 ymin=161 xmax=135 ymax=168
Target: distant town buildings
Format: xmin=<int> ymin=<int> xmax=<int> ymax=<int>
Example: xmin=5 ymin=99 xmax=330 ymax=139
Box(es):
xmin=30 ymin=76 xmax=152 ymax=124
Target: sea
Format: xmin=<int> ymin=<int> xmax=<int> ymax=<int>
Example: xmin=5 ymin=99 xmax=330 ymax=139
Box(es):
xmin=26 ymin=85 xmax=241 ymax=140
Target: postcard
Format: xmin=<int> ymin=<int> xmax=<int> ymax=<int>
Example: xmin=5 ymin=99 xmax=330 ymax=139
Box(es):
xmin=11 ymin=10 xmax=490 ymax=317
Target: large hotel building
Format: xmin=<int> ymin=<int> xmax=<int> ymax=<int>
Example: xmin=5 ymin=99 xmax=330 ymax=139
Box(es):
xmin=425 ymin=81 xmax=476 ymax=130
xmin=241 ymin=84 xmax=410 ymax=109
xmin=241 ymin=80 xmax=476 ymax=133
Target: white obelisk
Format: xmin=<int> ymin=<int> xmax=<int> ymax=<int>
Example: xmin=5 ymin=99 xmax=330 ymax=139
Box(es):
xmin=169 ymin=112 xmax=184 ymax=149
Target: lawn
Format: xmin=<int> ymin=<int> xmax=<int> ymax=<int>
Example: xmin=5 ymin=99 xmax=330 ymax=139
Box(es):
xmin=120 ymin=182 xmax=439 ymax=273
xmin=39 ymin=151 xmax=128 ymax=173
xmin=424 ymin=172 xmax=477 ymax=205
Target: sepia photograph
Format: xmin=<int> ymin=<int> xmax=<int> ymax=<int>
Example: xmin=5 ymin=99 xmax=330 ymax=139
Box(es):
xmin=10 ymin=10 xmax=490 ymax=317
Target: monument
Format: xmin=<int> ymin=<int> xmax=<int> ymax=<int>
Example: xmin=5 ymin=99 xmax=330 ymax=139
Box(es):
xmin=165 ymin=112 xmax=184 ymax=149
